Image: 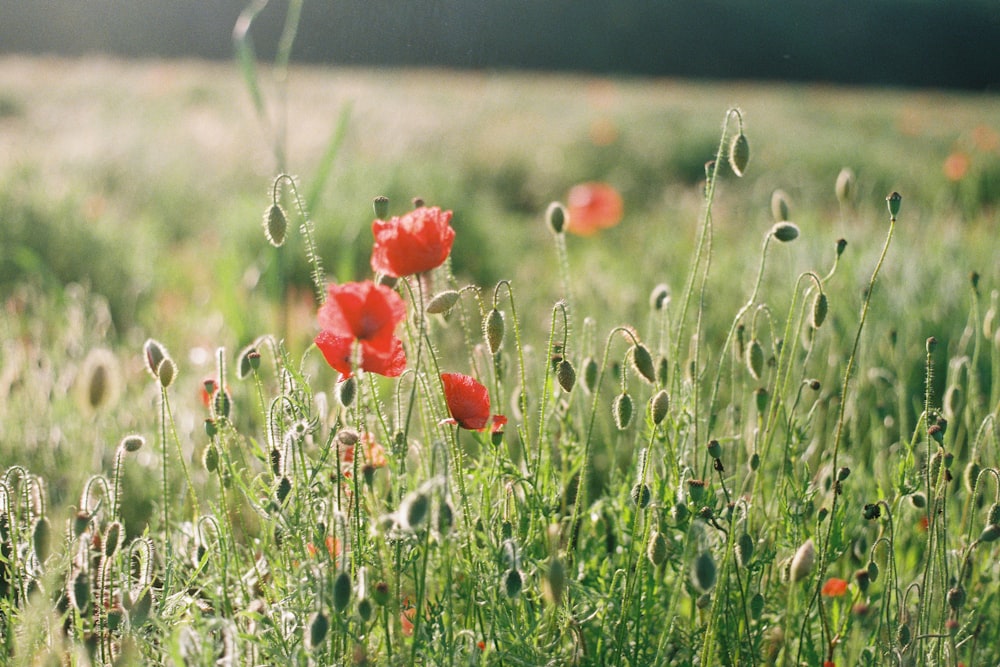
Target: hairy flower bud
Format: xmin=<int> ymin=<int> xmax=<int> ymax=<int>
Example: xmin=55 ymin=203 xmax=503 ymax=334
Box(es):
xmin=264 ymin=203 xmax=287 ymax=247
xmin=728 ymin=133 xmax=750 ymax=177
xmin=770 ymin=189 xmax=791 ymax=222
xmin=484 ymin=308 xmax=505 ymax=354
xmin=426 ymin=290 xmax=461 ymax=315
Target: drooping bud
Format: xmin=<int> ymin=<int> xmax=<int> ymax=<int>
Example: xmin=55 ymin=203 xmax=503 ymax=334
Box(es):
xmin=649 ymin=283 xmax=671 ymax=311
xmin=556 ymin=359 xmax=576 ymax=393
xmin=156 ymin=357 xmax=177 ymax=389
xmin=237 ymin=345 xmax=259 ymax=380
xmin=338 ymin=376 xmax=357 ymax=408
xmin=143 ymin=339 xmax=168 ymax=379
xmin=332 ymin=571 xmax=352 ymax=613
xmin=546 ymin=202 xmax=567 ymax=234
xmin=583 ymin=357 xmax=599 ymax=393
xmin=120 ymin=434 xmax=145 ymax=453
xmin=263 ymin=203 xmax=288 ymax=247
xmin=33 ymin=517 xmax=51 ymax=563
xmin=631 ymin=343 xmax=657 ymax=384
xmin=543 ymin=558 xmax=565 ymax=605
xmin=693 ymin=551 xmax=717 ymax=591
xmin=203 ymin=443 xmax=219 ymax=473
xmin=770 ymin=222 xmax=800 ymax=243
xmin=504 ymin=569 xmax=523 ymax=598
xmin=647 ymin=531 xmax=668 ymax=566
xmin=728 ymin=133 xmax=750 ymax=177
xmin=484 ymin=308 xmax=505 ymax=354
xmin=426 ymin=290 xmax=461 ymax=315
xmin=735 ymin=533 xmax=755 ymax=568
xmin=747 ymin=338 xmax=764 ymax=380
xmin=770 ymin=189 xmax=791 ymax=222
xmin=630 ymin=483 xmax=651 ymax=508
xmin=650 ymin=389 xmax=670 ymax=425
xmin=835 ymin=168 xmax=855 ymax=205
xmin=812 ymin=292 xmax=828 ymax=329
xmin=613 ymin=392 xmax=633 ymax=430
xmin=69 ymin=569 xmax=91 ymax=612
xmin=104 ymin=521 xmax=123 ymax=558
xmin=308 ymin=611 xmax=329 ymax=648
xmin=790 ymin=538 xmax=815 ymax=582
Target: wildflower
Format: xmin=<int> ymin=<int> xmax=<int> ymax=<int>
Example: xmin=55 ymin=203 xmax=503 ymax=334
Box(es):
xmin=440 ymin=372 xmax=507 ymax=432
xmin=821 ymin=577 xmax=849 ymax=597
xmin=370 ymin=206 xmax=455 ymax=277
xmin=315 ymin=281 xmax=407 ymax=378
xmin=339 ymin=432 xmax=388 ymax=473
xmin=565 ymin=182 xmax=624 ymax=235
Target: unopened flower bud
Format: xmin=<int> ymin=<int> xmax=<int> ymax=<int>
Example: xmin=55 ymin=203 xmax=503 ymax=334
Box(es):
xmin=333 ymin=571 xmax=352 ymax=613
xmin=309 ymin=611 xmax=329 ymax=648
xmin=157 ymin=357 xmax=177 ymax=389
xmin=649 ymin=283 xmax=671 ymax=311
xmin=120 ymin=434 xmax=145 ymax=452
xmin=693 ymin=551 xmax=717 ymax=591
xmin=790 ymin=538 xmax=815 ymax=582
xmin=650 ymin=389 xmax=670 ymax=425
xmin=556 ymin=359 xmax=576 ymax=393
xmin=631 ymin=343 xmax=657 ymax=384
xmin=583 ymin=357 xmax=599 ymax=393
xmin=613 ymin=392 xmax=633 ymax=430
xmin=372 ymin=196 xmax=390 ymax=220
xmin=647 ymin=531 xmax=668 ymax=566
xmin=426 ymin=290 xmax=461 ymax=315
xmin=143 ymin=338 xmax=168 ymax=379
xmin=630 ymin=483 xmax=651 ymax=508
xmin=812 ymin=292 xmax=828 ymax=329
xmin=504 ymin=569 xmax=523 ymax=598
xmin=835 ymin=168 xmax=855 ymax=204
xmin=264 ymin=204 xmax=287 ymax=247
xmin=771 ymin=189 xmax=791 ymax=222
xmin=728 ymin=133 xmax=750 ymax=177
xmin=546 ymin=201 xmax=567 ymax=234
xmin=484 ymin=308 xmax=505 ymax=354
xmin=338 ymin=376 xmax=357 ymax=407
xmin=770 ymin=221 xmax=800 ymax=243
xmin=735 ymin=532 xmax=755 ymax=568
xmin=886 ymin=192 xmax=902 ymax=220
xmin=747 ymin=339 xmax=764 ymax=380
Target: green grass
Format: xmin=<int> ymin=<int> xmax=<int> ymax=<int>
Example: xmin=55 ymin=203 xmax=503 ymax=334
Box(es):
xmin=2 ymin=55 xmax=1000 ymax=665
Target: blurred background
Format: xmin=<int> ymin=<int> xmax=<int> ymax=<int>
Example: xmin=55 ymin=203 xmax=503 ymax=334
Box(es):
xmin=2 ymin=0 xmax=999 ymax=90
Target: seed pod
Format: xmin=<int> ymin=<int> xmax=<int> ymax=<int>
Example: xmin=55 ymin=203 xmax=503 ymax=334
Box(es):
xmin=647 ymin=531 xmax=668 ymax=566
xmin=583 ymin=357 xmax=599 ymax=393
xmin=613 ymin=392 xmax=633 ymax=430
xmin=693 ymin=551 xmax=717 ymax=591
xmin=770 ymin=222 xmax=800 ymax=243
xmin=333 ymin=571 xmax=352 ymax=612
xmin=546 ymin=201 xmax=567 ymax=234
xmin=835 ymin=168 xmax=855 ymax=205
xmin=556 ymin=359 xmax=576 ymax=393
xmin=886 ymin=191 xmax=902 ymax=221
xmin=687 ymin=479 xmax=708 ymax=503
xmin=747 ymin=339 xmax=764 ymax=380
xmin=372 ymin=195 xmax=390 ymax=220
xmin=650 ymin=389 xmax=670 ymax=425
xmin=790 ymin=538 xmax=815 ymax=583
xmin=728 ymin=133 xmax=750 ymax=177
xmin=309 ymin=611 xmax=329 ymax=648
xmin=736 ymin=533 xmax=755 ymax=568
xmin=812 ymin=292 xmax=828 ymax=329
xmin=707 ymin=439 xmax=722 ymax=459
xmin=770 ymin=189 xmax=791 ymax=222
xmin=264 ymin=203 xmax=287 ymax=247
xmin=631 ymin=344 xmax=657 ymax=384
xmin=504 ymin=569 xmax=523 ymax=598
xmin=484 ymin=308 xmax=505 ymax=354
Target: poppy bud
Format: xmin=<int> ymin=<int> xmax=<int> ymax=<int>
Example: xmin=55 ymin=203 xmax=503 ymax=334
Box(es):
xmin=613 ymin=392 xmax=633 ymax=430
xmin=237 ymin=345 xmax=259 ymax=380
xmin=631 ymin=343 xmax=657 ymax=384
xmin=213 ymin=386 xmax=230 ymax=419
xmin=333 ymin=571 xmax=352 ymax=612
xmin=104 ymin=521 xmax=123 ymax=558
xmin=358 ymin=597 xmax=374 ymax=622
xmin=897 ymin=622 xmax=911 ymax=647
xmin=372 ymin=195 xmax=389 ymax=220
xmin=69 ymin=569 xmax=91 ymax=612
xmin=73 ymin=511 xmax=91 ymax=538
xmin=650 ymin=389 xmax=670 ymax=425
xmin=867 ymin=559 xmax=879 ymax=583
xmin=755 ymin=387 xmax=769 ymax=415
xmin=504 ymin=569 xmax=523 ymax=598
xmin=656 ymin=355 xmax=669 ymax=386
xmin=706 ymin=439 xmax=722 ymax=459
xmin=372 ymin=582 xmax=390 ymax=606
xmin=693 ymin=551 xmax=717 ymax=591
xmin=556 ymin=359 xmax=576 ymax=393
xmin=143 ymin=338 xmax=168 ymax=379
xmin=978 ymin=524 xmax=1000 ymax=543
xmin=835 ymin=168 xmax=855 ymax=205
xmin=546 ymin=201 xmax=567 ymax=234
xmin=728 ymin=133 xmax=750 ymax=177
xmin=263 ymin=203 xmax=287 ymax=247
xmin=426 ymin=290 xmax=461 ymax=315
xmin=770 ymin=189 xmax=791 ymax=222
xmin=836 ymin=238 xmax=848 ymax=257
xmin=647 ymin=531 xmax=669 ymax=567
xmin=339 ymin=376 xmax=357 ymax=408
xmin=544 ymin=558 xmax=565 ymax=605
xmin=736 ymin=532 xmax=755 ymax=568
xmin=404 ymin=492 xmax=430 ymax=529
xmin=33 ymin=517 xmax=51 ymax=563
xmin=484 ymin=308 xmax=505 ymax=354
xmin=790 ymin=538 xmax=815 ymax=583
xmin=630 ymin=483 xmax=651 ymax=508
xmin=120 ymin=434 xmax=145 ymax=452
xmin=747 ymin=339 xmax=764 ymax=380
xmin=309 ymin=611 xmax=329 ymax=648
xmin=886 ymin=192 xmax=902 ymax=221
xmin=203 ymin=443 xmax=219 ymax=473
xmin=909 ymin=492 xmax=926 ymax=509
xmin=275 ymin=476 xmax=292 ymax=505
xmin=750 ymin=593 xmax=765 ymax=620
xmin=583 ymin=357 xmax=599 ymax=393
xmin=964 ymin=460 xmax=982 ymax=493
xmin=437 ymin=500 xmax=454 ymax=535
xmin=854 ymin=568 xmax=870 ymax=593
xmin=649 ymin=283 xmax=671 ymax=311
xmin=812 ymin=293 xmax=828 ymax=329
xmin=157 ymin=358 xmax=177 ymax=389
xmin=770 ymin=221 xmax=800 ymax=243
xmin=988 ymin=503 xmax=1000 ymax=525
xmin=947 ymin=586 xmax=966 ymax=611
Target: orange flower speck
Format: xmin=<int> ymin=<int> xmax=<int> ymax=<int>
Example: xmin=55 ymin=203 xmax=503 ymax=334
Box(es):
xmin=821 ymin=577 xmax=849 ymax=597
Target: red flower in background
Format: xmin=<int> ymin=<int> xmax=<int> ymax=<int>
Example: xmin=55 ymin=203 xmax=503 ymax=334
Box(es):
xmin=371 ymin=206 xmax=456 ymax=277
xmin=440 ymin=372 xmax=507 ymax=432
xmin=821 ymin=577 xmax=849 ymax=597
xmin=315 ymin=281 xmax=407 ymax=378
xmin=566 ymin=182 xmax=623 ymax=236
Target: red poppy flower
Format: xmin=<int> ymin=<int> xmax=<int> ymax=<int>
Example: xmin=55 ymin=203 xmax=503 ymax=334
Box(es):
xmin=566 ymin=182 xmax=623 ymax=236
xmin=821 ymin=577 xmax=849 ymax=597
xmin=315 ymin=281 xmax=407 ymax=378
xmin=440 ymin=372 xmax=507 ymax=432
xmin=370 ymin=206 xmax=456 ymax=277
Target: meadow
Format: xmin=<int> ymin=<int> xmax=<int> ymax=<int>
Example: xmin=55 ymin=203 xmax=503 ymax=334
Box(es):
xmin=2 ymin=54 xmax=1000 ymax=665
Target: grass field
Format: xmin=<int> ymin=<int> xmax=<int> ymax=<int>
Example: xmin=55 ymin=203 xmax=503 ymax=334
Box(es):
xmin=2 ymin=55 xmax=1000 ymax=665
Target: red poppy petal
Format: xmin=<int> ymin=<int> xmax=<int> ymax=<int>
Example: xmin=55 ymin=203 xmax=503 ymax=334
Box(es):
xmin=440 ymin=372 xmax=491 ymax=430
xmin=371 ymin=207 xmax=455 ymax=277
xmin=315 ymin=330 xmax=354 ymax=377
xmin=360 ymin=336 xmax=407 ymax=377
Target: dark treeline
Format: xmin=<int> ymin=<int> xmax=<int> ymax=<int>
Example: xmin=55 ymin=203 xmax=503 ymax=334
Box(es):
xmin=2 ymin=0 xmax=998 ymax=90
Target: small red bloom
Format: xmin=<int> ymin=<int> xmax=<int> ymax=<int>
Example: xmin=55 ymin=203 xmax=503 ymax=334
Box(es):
xmin=315 ymin=281 xmax=407 ymax=378
xmin=440 ymin=372 xmax=507 ymax=432
xmin=821 ymin=577 xmax=849 ymax=597
xmin=566 ymin=182 xmax=624 ymax=236
xmin=371 ymin=206 xmax=456 ymax=277
xmin=823 ymin=662 xmax=835 ymax=667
